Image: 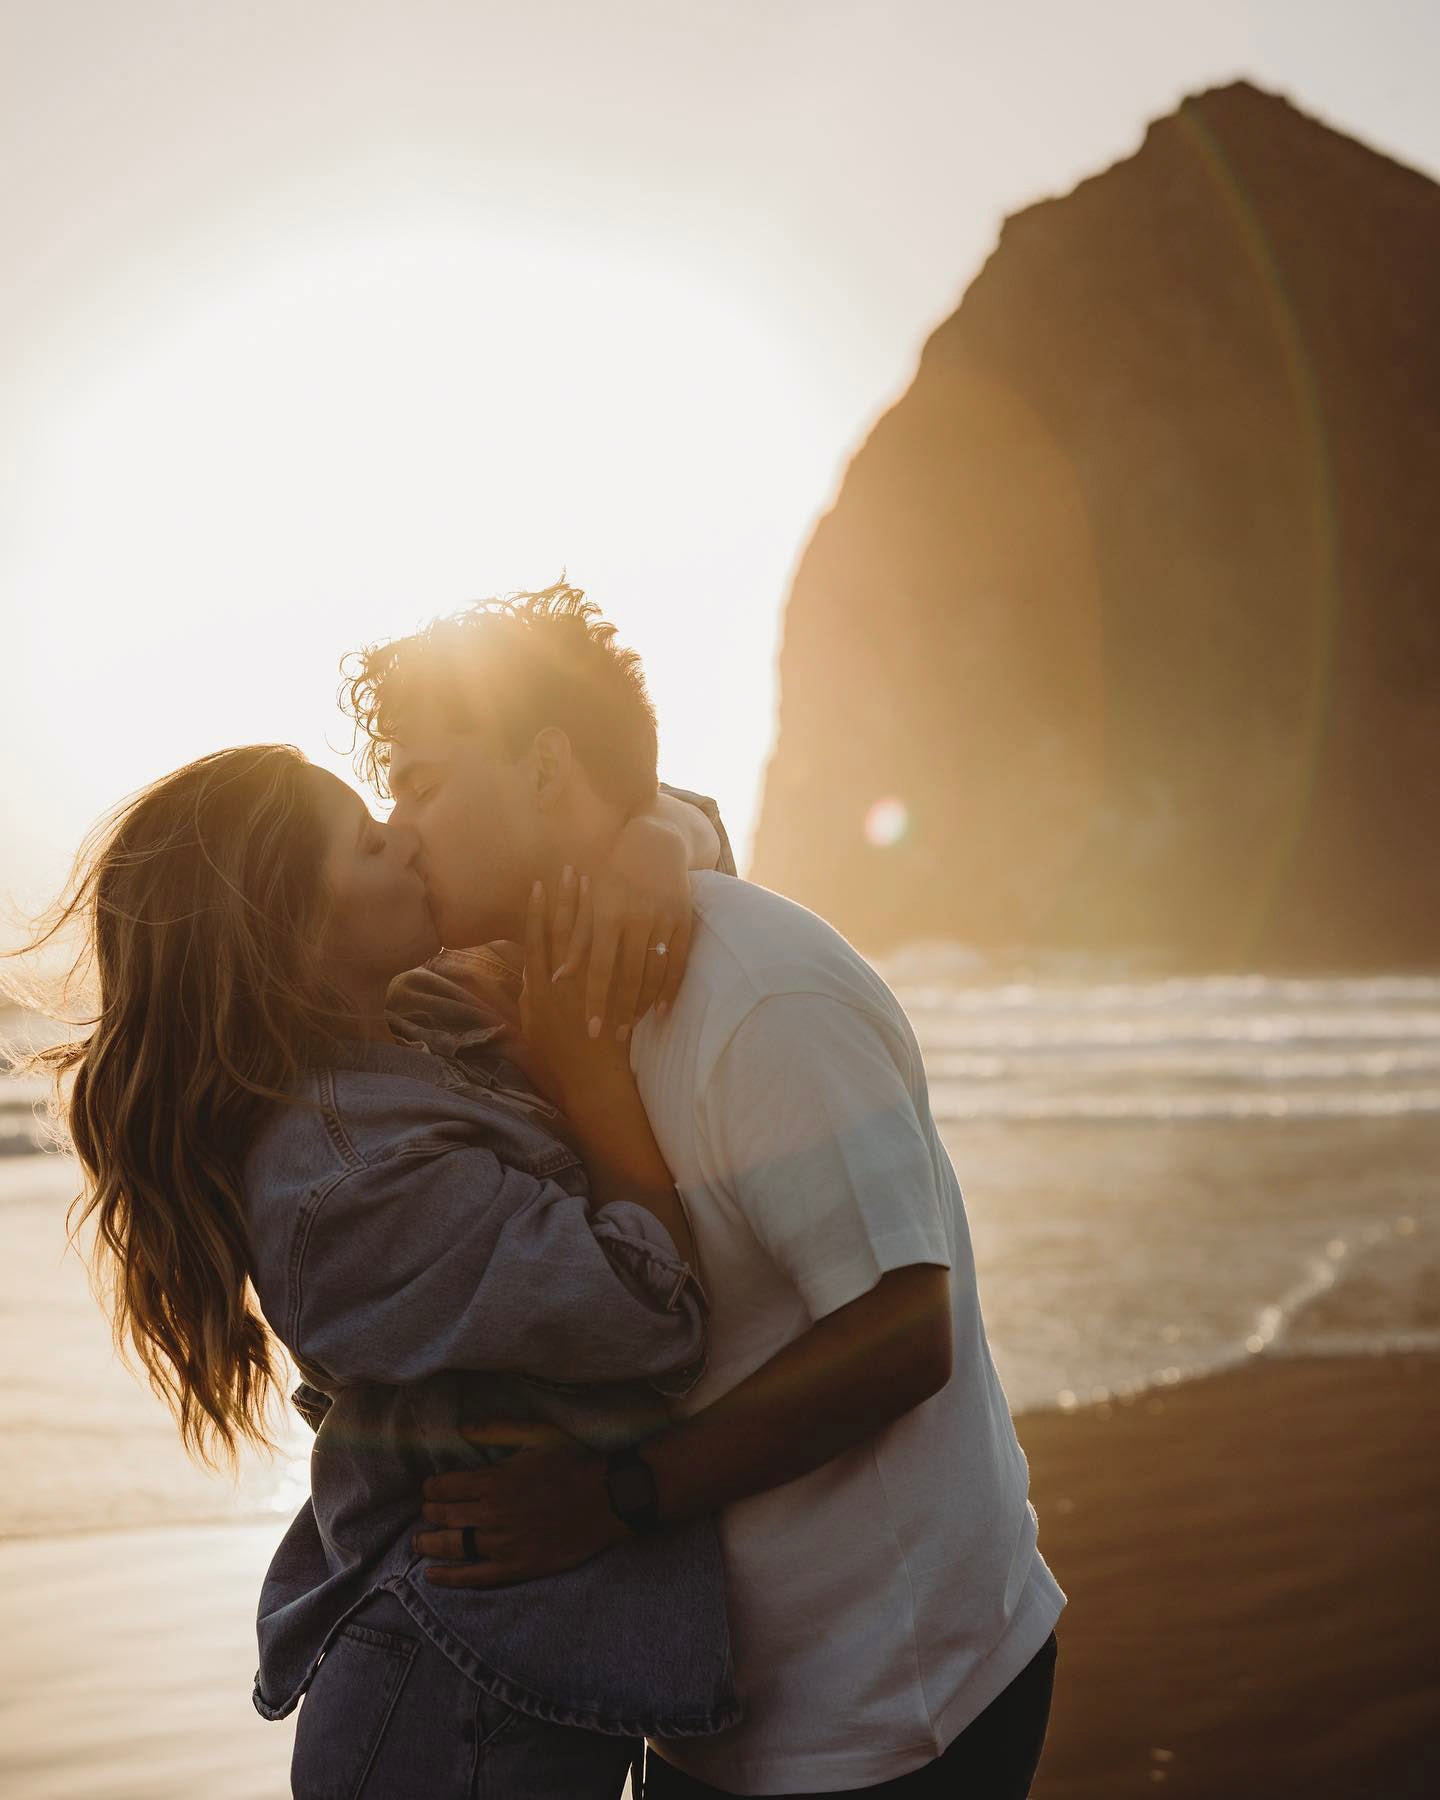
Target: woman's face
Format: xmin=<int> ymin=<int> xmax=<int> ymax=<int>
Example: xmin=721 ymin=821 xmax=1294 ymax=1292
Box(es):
xmin=304 ymin=767 xmax=440 ymax=980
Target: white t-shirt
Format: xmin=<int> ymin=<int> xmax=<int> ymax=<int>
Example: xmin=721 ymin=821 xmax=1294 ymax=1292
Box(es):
xmin=631 ymin=872 xmax=1065 ymax=1795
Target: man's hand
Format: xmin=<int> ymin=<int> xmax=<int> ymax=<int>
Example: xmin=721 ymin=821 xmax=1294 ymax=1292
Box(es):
xmin=412 ymin=1422 xmax=629 ymax=1588
xmin=411 ymin=1267 xmax=952 ymax=1587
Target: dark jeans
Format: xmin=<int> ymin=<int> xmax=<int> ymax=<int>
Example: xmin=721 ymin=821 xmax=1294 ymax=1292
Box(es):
xmin=290 ymin=1587 xmax=640 ymax=1799
xmin=643 ymin=1632 xmax=1058 ymax=1799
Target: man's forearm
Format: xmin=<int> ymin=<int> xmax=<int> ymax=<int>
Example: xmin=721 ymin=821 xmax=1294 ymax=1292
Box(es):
xmin=643 ymin=1264 xmax=952 ymax=1521
xmin=415 ymin=1264 xmax=952 ymax=1586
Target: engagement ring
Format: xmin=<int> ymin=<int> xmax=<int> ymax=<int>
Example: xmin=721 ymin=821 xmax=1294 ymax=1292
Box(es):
xmin=654 ymin=941 xmax=669 ymax=957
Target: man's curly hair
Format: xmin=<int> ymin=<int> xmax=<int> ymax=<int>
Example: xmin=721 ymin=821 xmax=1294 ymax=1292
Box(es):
xmin=342 ymin=579 xmax=660 ymax=813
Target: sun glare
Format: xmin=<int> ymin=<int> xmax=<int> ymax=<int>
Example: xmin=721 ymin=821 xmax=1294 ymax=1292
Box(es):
xmin=9 ymin=227 xmax=836 ymax=911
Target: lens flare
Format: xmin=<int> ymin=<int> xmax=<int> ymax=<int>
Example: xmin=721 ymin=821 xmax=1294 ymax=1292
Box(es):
xmin=864 ymin=797 xmax=909 ymax=848
xmin=1176 ymin=107 xmax=1341 ymax=962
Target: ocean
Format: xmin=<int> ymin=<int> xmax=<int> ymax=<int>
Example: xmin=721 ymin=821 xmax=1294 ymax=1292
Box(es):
xmin=3 ymin=967 xmax=1437 ymax=1540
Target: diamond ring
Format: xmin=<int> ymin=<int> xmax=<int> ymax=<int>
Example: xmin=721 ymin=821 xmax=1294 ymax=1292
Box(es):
xmin=654 ymin=941 xmax=669 ymax=957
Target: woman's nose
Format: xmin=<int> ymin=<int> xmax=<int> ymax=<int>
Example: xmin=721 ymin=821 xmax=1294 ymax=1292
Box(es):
xmin=387 ymin=821 xmax=422 ymax=865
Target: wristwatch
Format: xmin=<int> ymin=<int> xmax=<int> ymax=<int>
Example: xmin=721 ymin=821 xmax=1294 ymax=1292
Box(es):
xmin=603 ymin=1445 xmax=662 ymax=1536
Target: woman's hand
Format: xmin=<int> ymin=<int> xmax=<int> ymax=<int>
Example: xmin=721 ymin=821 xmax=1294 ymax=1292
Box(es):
xmin=551 ymin=812 xmax=694 ymax=1043
xmin=519 ymin=871 xmax=635 ymax=1111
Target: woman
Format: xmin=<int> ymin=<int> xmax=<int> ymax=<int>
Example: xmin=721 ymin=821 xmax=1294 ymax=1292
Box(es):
xmin=26 ymin=742 xmax=738 ymax=1799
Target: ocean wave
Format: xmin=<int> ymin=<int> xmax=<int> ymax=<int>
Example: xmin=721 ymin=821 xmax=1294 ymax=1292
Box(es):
xmin=1001 ymin=1214 xmax=1438 ymax=1415
xmin=905 ymin=971 xmax=1440 ymax=1123
xmin=912 ymin=1010 xmax=1440 ymax=1051
xmin=923 ymin=1045 xmax=1440 ymax=1082
xmin=929 ymin=1085 xmax=1440 ymax=1123
xmin=891 ymin=971 xmax=1440 ymax=1013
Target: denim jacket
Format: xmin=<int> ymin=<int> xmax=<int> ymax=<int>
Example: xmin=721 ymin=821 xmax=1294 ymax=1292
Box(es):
xmin=244 ymin=786 xmax=740 ymax=1737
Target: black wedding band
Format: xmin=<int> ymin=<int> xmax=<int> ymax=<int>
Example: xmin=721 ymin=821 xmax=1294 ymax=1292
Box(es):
xmin=460 ymin=1524 xmax=480 ymax=1562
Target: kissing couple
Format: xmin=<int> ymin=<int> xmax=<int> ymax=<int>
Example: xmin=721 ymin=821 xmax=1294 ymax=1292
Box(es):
xmin=34 ymin=580 xmax=1063 ymax=1797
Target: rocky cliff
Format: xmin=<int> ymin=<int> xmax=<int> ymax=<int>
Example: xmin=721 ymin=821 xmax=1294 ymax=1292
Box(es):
xmin=749 ymin=82 xmax=1440 ymax=968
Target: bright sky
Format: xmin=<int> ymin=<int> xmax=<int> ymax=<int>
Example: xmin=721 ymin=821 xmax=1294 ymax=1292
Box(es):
xmin=4 ymin=0 xmax=1437 ymax=926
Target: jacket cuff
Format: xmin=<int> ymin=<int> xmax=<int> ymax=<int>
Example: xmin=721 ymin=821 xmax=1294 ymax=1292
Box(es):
xmin=590 ymin=1203 xmax=710 ymax=1395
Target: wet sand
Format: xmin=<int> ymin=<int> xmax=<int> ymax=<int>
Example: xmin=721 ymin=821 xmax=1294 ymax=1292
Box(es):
xmin=0 ymin=1522 xmax=296 ymax=1799
xmin=2 ymin=1353 xmax=1434 ymax=1798
xmin=1020 ymin=1351 xmax=1439 ymax=1799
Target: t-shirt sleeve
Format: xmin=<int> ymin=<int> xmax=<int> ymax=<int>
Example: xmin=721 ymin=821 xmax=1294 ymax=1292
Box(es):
xmin=702 ymin=992 xmax=953 ymax=1320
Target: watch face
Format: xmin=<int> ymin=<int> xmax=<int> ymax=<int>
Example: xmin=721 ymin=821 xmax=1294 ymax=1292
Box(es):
xmin=608 ymin=1464 xmax=656 ymax=1515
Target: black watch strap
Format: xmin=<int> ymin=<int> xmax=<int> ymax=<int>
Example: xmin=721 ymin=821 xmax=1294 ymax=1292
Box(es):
xmin=603 ymin=1445 xmax=662 ymax=1536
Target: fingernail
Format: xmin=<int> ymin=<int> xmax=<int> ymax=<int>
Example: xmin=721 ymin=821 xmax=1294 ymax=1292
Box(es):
xmin=617 ymin=1024 xmax=630 ymax=1044
xmin=561 ymin=864 xmax=574 ymax=885
xmin=580 ymin=874 xmax=590 ymax=893
xmin=531 ymin=880 xmax=542 ymax=900
xmin=655 ymin=1000 xmax=668 ymax=1020
xmin=550 ymin=968 xmax=565 ymax=984
xmin=588 ymin=1017 xmax=602 ymax=1039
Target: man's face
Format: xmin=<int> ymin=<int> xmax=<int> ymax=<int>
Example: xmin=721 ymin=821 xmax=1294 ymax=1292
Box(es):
xmin=385 ymin=729 xmax=538 ymax=948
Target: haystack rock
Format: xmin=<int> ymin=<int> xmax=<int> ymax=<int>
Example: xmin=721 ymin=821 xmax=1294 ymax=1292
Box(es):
xmin=749 ymin=82 xmax=1440 ymax=968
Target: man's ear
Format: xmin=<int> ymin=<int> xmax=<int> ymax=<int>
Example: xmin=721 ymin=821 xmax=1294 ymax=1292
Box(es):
xmin=531 ymin=727 xmax=574 ymax=812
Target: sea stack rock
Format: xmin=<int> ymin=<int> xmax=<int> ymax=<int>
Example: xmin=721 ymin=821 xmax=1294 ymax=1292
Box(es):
xmin=749 ymin=82 xmax=1440 ymax=968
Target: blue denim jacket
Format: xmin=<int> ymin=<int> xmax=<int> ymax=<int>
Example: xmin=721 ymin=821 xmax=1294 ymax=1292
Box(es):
xmin=245 ymin=788 xmax=740 ymax=1737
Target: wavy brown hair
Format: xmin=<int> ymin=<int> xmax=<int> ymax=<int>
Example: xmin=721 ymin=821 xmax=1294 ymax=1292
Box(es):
xmin=11 ymin=745 xmax=350 ymax=1467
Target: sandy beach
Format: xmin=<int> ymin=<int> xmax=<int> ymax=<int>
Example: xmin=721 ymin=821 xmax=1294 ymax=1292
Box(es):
xmin=6 ymin=970 xmax=1436 ymax=1795
xmin=1 ymin=1350 xmax=1432 ymax=1798
xmin=1021 ymin=1351 xmax=1439 ymax=1800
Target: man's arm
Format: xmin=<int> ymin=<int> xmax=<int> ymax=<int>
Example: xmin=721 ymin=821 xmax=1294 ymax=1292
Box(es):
xmin=415 ymin=990 xmax=956 ymax=1585
xmin=647 ymin=787 xmax=723 ymax=873
xmin=642 ymin=1262 xmax=951 ymax=1517
xmin=415 ymin=1263 xmax=951 ymax=1585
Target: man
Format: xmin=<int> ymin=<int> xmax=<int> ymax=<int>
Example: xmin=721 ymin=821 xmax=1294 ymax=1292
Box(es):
xmin=351 ymin=581 xmax=1064 ymax=1797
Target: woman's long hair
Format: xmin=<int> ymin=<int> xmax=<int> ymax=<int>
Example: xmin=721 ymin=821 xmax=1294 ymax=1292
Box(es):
xmin=10 ymin=745 xmax=351 ymax=1467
